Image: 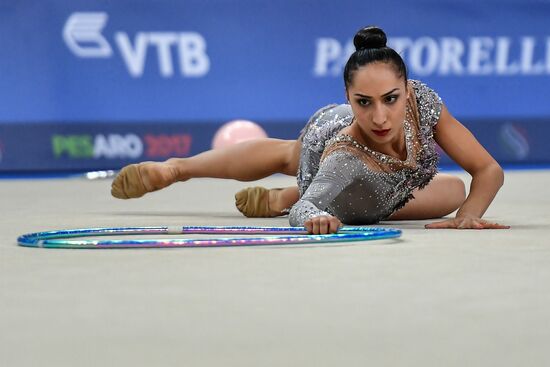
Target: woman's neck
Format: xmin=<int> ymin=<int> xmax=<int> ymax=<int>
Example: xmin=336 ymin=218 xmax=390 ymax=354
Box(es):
xmin=351 ymin=121 xmax=407 ymax=160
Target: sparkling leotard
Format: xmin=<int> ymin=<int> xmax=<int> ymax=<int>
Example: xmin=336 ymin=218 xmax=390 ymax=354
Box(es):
xmin=289 ymin=80 xmax=442 ymax=226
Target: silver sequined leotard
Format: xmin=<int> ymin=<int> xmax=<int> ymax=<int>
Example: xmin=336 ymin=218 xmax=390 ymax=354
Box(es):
xmin=289 ymin=80 xmax=442 ymax=226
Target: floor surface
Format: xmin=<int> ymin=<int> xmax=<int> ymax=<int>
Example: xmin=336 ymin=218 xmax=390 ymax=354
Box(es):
xmin=1 ymin=170 xmax=549 ymax=367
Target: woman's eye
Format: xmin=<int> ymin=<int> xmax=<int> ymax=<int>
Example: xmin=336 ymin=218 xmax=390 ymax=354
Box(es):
xmin=357 ymin=99 xmax=369 ymax=106
xmin=385 ymin=95 xmax=398 ymax=103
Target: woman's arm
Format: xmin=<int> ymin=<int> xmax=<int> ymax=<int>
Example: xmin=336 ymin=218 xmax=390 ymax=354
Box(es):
xmin=289 ymin=151 xmax=357 ymax=234
xmin=426 ymin=105 xmax=509 ymax=229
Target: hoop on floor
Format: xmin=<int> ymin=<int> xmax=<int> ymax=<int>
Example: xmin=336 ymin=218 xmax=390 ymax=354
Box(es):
xmin=17 ymin=226 xmax=401 ymax=249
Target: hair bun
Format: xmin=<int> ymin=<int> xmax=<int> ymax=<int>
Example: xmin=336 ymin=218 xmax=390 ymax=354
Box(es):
xmin=353 ymin=26 xmax=387 ymax=51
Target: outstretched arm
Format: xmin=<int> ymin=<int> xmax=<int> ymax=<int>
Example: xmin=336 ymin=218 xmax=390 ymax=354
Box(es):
xmin=289 ymin=152 xmax=356 ymax=234
xmin=426 ymin=105 xmax=509 ymax=229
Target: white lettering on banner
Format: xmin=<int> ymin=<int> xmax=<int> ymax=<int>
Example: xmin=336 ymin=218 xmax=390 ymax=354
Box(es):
xmin=63 ymin=12 xmax=113 ymax=58
xmin=495 ymin=38 xmax=518 ymax=75
xmin=115 ymin=33 xmax=149 ymax=77
xmin=439 ymin=37 xmax=464 ymax=74
xmin=313 ymin=38 xmax=354 ymax=76
xmin=468 ymin=37 xmax=493 ymax=75
xmin=115 ymin=32 xmax=210 ymax=77
xmin=313 ymin=36 xmax=550 ymax=77
xmin=63 ymin=12 xmax=210 ymax=78
xmin=178 ymin=33 xmax=210 ymax=77
xmin=313 ymin=38 xmax=342 ymax=76
xmin=409 ymin=37 xmax=439 ymax=75
xmin=93 ymin=134 xmax=143 ymax=159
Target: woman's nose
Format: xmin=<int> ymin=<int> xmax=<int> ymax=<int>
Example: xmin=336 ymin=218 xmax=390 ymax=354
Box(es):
xmin=372 ymin=104 xmax=386 ymax=126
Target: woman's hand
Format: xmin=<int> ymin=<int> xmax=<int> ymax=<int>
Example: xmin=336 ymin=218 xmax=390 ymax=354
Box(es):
xmin=425 ymin=215 xmax=509 ymax=229
xmin=304 ymin=215 xmax=342 ymax=234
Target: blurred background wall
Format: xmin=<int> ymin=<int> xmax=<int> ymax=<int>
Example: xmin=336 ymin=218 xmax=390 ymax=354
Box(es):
xmin=1 ymin=0 xmax=549 ymax=172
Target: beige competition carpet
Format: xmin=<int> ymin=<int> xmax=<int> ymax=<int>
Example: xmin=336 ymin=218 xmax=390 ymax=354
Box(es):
xmin=1 ymin=170 xmax=549 ymax=367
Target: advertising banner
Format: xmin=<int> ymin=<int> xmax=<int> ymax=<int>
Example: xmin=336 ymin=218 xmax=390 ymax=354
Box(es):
xmin=0 ymin=0 xmax=549 ymax=170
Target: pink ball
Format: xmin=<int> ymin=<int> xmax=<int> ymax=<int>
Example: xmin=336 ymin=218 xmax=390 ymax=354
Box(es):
xmin=211 ymin=119 xmax=268 ymax=149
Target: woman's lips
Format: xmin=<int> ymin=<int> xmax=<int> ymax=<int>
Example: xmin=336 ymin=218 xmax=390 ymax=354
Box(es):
xmin=372 ymin=129 xmax=391 ymax=137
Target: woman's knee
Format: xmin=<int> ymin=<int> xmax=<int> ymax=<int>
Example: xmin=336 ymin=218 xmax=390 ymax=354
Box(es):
xmin=442 ymin=175 xmax=466 ymax=212
xmin=282 ymin=140 xmax=301 ymax=175
xmin=450 ymin=176 xmax=466 ymax=207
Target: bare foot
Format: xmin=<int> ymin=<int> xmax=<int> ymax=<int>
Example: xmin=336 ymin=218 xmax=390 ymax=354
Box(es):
xmin=111 ymin=159 xmax=184 ymax=199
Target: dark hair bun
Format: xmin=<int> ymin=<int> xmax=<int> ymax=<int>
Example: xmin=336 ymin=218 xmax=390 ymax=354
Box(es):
xmin=353 ymin=26 xmax=387 ymax=51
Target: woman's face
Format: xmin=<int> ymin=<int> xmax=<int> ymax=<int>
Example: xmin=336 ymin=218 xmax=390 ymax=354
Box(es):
xmin=346 ymin=62 xmax=408 ymax=148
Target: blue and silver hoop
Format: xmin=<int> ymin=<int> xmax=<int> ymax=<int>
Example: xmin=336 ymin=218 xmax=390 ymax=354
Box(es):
xmin=17 ymin=225 xmax=401 ymax=249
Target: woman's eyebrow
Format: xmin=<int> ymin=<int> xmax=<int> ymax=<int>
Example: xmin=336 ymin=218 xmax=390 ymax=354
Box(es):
xmin=353 ymin=88 xmax=399 ymax=98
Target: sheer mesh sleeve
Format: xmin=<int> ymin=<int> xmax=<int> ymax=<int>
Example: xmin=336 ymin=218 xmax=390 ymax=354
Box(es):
xmin=297 ymin=104 xmax=354 ymax=196
xmin=289 ymin=150 xmax=357 ymax=227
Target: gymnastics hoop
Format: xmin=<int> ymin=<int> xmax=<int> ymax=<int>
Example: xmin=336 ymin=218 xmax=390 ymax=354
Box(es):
xmin=17 ymin=225 xmax=401 ymax=249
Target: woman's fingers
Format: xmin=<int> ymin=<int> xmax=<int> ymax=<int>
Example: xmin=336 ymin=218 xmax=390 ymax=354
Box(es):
xmin=458 ymin=218 xmax=509 ymax=229
xmin=329 ymin=218 xmax=341 ymax=233
xmin=304 ymin=216 xmax=342 ymax=234
xmin=425 ymin=218 xmax=509 ymax=229
xmin=311 ymin=219 xmax=320 ymax=234
xmin=476 ymin=220 xmax=510 ymax=229
xmin=304 ymin=220 xmax=313 ymax=233
xmin=425 ymin=219 xmax=455 ymax=229
xmin=317 ymin=216 xmax=327 ymax=234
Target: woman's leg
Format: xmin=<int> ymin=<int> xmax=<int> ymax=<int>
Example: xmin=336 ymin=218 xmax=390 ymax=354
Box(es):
xmin=180 ymin=138 xmax=301 ymax=180
xmin=389 ymin=173 xmax=466 ymax=220
xmin=236 ymin=173 xmax=465 ymax=220
xmin=111 ymin=138 xmax=301 ymax=199
xmin=235 ymin=186 xmax=300 ymax=217
xmin=269 ymin=186 xmax=300 ymax=214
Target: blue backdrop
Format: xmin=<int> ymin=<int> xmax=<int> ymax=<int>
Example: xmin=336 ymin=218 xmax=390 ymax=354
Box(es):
xmin=1 ymin=0 xmax=549 ymax=170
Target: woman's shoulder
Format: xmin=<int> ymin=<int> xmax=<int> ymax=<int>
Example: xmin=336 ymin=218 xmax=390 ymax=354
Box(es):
xmin=409 ymin=79 xmax=442 ymax=103
xmin=300 ymin=103 xmax=354 ymax=143
xmin=313 ymin=103 xmax=353 ymax=120
xmin=409 ymin=79 xmax=443 ymax=128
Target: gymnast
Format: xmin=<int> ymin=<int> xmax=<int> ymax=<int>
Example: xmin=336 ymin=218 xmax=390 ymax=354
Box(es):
xmin=111 ymin=26 xmax=509 ymax=234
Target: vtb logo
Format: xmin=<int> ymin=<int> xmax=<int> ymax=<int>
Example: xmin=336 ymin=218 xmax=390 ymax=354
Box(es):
xmin=63 ymin=12 xmax=210 ymax=78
